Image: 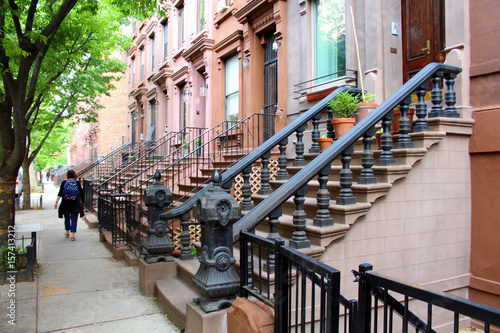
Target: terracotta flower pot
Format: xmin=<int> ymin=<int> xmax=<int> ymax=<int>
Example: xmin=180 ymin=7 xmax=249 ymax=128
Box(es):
xmin=317 ymin=137 xmax=333 ymax=152
xmin=391 ymin=108 xmax=415 ymax=134
xmin=331 ymin=118 xmax=356 ymax=139
xmin=355 ymin=102 xmax=379 ymax=124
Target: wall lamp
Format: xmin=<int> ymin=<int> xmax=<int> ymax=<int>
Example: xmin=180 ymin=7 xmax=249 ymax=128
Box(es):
xmin=183 ymin=88 xmax=192 ymax=103
xmin=200 ymin=83 xmax=208 ymax=97
xmin=242 ymin=57 xmax=250 ymax=68
xmin=272 ymin=40 xmax=281 ymax=52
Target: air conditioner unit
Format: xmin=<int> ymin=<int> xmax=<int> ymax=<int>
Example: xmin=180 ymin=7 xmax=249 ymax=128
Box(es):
xmin=217 ymin=0 xmax=230 ymax=13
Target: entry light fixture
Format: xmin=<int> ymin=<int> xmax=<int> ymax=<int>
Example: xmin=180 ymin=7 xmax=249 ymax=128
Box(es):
xmin=183 ymin=88 xmax=192 ymax=103
xmin=272 ymin=40 xmax=281 ymax=52
xmin=242 ymin=57 xmax=250 ymax=68
xmin=200 ymin=83 xmax=208 ymax=97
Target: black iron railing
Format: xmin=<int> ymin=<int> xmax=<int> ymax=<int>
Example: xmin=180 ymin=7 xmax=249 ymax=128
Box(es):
xmin=97 ymin=192 xmax=131 ymax=247
xmin=77 ymin=141 xmax=137 ymax=180
xmin=355 ymin=263 xmax=500 ymax=332
xmin=0 ymin=233 xmax=37 ymax=283
xmin=82 ymin=179 xmax=93 ymax=212
xmin=98 ymin=127 xmax=205 ymax=193
xmin=293 ymin=69 xmax=358 ymax=100
xmin=240 ymin=230 xmax=356 ymax=332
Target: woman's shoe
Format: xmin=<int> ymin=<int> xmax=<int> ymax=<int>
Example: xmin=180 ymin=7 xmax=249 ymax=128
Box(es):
xmin=71 ymin=237 xmax=75 ymax=241
xmin=65 ymin=232 xmax=69 ymax=238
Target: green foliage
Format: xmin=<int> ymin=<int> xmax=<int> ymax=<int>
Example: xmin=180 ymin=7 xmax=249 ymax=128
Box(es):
xmin=361 ymin=93 xmax=376 ymax=103
xmin=1 ymin=242 xmax=27 ymax=271
xmin=327 ymin=91 xmax=359 ymax=118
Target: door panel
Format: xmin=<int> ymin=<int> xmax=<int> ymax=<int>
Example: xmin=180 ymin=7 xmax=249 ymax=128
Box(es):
xmin=402 ymin=0 xmax=445 ymax=82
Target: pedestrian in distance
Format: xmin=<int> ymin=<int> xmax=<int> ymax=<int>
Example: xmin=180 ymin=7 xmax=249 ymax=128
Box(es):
xmin=54 ymin=170 xmax=84 ymax=241
xmin=46 ymin=170 xmax=51 ymax=181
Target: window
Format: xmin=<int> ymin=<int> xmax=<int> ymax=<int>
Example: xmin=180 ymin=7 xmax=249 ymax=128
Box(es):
xmin=313 ymin=0 xmax=346 ymax=80
xmin=140 ymin=48 xmax=145 ymax=80
xmin=163 ymin=22 xmax=168 ymax=61
xmin=178 ymin=5 xmax=184 ymax=49
xmin=150 ymin=35 xmax=155 ymax=72
xmin=198 ymin=0 xmax=206 ymax=32
xmin=225 ymin=54 xmax=239 ymax=122
xmin=149 ymin=100 xmax=156 ymax=141
xmin=179 ymin=85 xmax=187 ymax=129
xmin=132 ymin=57 xmax=135 ymax=86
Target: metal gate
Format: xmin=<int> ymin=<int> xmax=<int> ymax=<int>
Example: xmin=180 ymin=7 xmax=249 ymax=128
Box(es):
xmin=263 ymin=32 xmax=277 ymax=141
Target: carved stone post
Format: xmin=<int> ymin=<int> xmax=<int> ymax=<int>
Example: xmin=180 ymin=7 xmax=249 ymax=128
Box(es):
xmin=142 ymin=171 xmax=175 ymax=263
xmin=192 ymin=171 xmax=242 ymax=312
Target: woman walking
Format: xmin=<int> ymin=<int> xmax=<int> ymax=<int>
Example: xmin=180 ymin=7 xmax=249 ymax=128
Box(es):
xmin=54 ymin=170 xmax=85 ymax=241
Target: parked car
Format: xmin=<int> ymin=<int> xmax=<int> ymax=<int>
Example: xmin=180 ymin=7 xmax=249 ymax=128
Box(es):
xmin=15 ymin=172 xmax=23 ymax=197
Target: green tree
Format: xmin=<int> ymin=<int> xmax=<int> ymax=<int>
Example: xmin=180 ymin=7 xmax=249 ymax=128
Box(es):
xmin=0 ymin=0 xmax=162 ymax=243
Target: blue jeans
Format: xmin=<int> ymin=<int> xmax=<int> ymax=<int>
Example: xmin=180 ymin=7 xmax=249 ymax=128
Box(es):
xmin=64 ymin=213 xmax=78 ymax=233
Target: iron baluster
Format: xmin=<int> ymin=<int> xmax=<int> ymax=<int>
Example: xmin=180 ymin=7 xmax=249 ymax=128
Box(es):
xmin=444 ymin=73 xmax=460 ymax=118
xmin=395 ymin=97 xmax=415 ymax=149
xmin=310 ymin=114 xmax=321 ymax=153
xmin=293 ymin=125 xmax=307 ymax=166
xmin=428 ymin=72 xmax=446 ymax=118
xmin=413 ymin=85 xmax=431 ymax=132
xmin=264 ymin=207 xmax=282 ymax=274
xmin=313 ymin=165 xmax=334 ymax=227
xmin=179 ymin=212 xmax=194 ymax=260
xmin=327 ymin=111 xmax=335 ymax=139
xmin=241 ymin=166 xmax=254 ymax=211
xmin=258 ymin=152 xmax=272 ymax=195
xmin=336 ymin=145 xmax=357 ymax=205
xmin=357 ymin=126 xmax=378 ymax=184
xmin=377 ymin=113 xmax=397 ymax=166
xmin=276 ymin=139 xmax=290 ymax=181
xmin=289 ymin=185 xmax=310 ymax=249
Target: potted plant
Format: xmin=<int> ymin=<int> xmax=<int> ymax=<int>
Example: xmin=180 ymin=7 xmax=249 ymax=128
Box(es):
xmin=317 ymin=135 xmax=333 ymax=152
xmin=388 ymin=90 xmax=416 ymax=134
xmin=355 ymin=93 xmax=378 ymax=124
xmin=327 ymin=91 xmax=358 ymax=139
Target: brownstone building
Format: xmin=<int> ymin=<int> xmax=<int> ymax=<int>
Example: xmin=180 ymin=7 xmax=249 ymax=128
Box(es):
xmin=469 ymin=0 xmax=500 ymax=310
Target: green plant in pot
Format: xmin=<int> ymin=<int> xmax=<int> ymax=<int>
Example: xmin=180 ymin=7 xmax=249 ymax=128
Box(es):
xmin=317 ymin=134 xmax=333 ymax=152
xmin=327 ymin=91 xmax=359 ymax=139
xmin=355 ymin=93 xmax=378 ymax=124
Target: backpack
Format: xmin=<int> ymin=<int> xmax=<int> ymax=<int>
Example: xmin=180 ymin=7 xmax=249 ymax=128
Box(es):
xmin=63 ymin=180 xmax=79 ymax=201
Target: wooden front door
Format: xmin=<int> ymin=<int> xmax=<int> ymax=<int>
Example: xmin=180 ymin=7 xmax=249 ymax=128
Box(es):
xmin=402 ymin=0 xmax=445 ymax=82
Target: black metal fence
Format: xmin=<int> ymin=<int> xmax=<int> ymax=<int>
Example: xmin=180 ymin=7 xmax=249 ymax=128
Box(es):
xmin=240 ymin=231 xmax=356 ymax=333
xmin=82 ymin=179 xmax=94 ymax=212
xmin=356 ymin=263 xmax=500 ymax=333
xmin=0 ymin=233 xmax=37 ymax=284
xmin=97 ymin=192 xmax=131 ymax=247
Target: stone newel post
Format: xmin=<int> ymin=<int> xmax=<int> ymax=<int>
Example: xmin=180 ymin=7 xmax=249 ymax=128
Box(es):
xmin=192 ymin=171 xmax=241 ymax=312
xmin=142 ymin=170 xmax=175 ymax=263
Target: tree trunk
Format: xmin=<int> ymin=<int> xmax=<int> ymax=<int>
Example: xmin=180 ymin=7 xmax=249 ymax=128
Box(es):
xmin=22 ymin=160 xmax=32 ymax=210
xmin=0 ymin=176 xmax=16 ymax=244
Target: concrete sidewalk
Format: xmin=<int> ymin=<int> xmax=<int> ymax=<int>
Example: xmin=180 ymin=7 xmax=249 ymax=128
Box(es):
xmin=0 ymin=180 xmax=179 ymax=332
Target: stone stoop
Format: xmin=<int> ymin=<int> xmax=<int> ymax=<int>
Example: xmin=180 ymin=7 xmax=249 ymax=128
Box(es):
xmin=99 ymin=230 xmax=130 ymax=261
xmin=155 ymin=259 xmax=200 ymax=330
xmin=82 ymin=211 xmax=98 ymax=228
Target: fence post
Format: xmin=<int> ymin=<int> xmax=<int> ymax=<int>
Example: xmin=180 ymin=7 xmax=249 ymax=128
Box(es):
xmin=357 ymin=263 xmax=373 ymax=333
xmin=274 ymin=238 xmax=287 ymax=333
xmin=26 ymin=245 xmax=35 ymax=281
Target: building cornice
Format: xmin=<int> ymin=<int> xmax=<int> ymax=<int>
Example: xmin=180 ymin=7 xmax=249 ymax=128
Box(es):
xmin=183 ymin=35 xmax=215 ymax=63
xmin=213 ymin=30 xmax=243 ymax=53
xmin=171 ymin=65 xmax=188 ymax=83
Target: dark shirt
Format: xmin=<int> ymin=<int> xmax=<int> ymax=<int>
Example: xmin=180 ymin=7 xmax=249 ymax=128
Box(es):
xmin=57 ymin=180 xmax=85 ymax=217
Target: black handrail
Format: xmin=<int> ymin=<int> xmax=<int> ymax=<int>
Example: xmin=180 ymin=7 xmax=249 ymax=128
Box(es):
xmin=77 ymin=142 xmax=134 ymax=178
xmin=162 ymin=85 xmax=361 ymax=220
xmin=97 ymin=128 xmax=200 ymax=190
xmin=231 ymin=62 xmax=461 ymax=241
